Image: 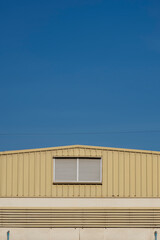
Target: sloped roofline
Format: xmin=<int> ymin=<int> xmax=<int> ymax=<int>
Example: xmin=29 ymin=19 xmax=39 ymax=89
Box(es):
xmin=0 ymin=144 xmax=160 ymax=155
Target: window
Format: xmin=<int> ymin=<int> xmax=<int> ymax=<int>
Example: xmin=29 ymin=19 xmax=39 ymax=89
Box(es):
xmin=53 ymin=157 xmax=102 ymax=183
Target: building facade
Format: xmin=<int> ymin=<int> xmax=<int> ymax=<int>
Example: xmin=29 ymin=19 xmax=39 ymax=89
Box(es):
xmin=0 ymin=145 xmax=160 ymax=239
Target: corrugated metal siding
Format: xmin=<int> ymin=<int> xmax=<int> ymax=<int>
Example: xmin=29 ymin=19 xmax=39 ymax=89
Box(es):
xmin=0 ymin=146 xmax=160 ymax=197
xmin=0 ymin=207 xmax=160 ymax=228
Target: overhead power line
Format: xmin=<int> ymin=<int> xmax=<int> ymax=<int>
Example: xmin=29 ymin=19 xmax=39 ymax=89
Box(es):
xmin=0 ymin=130 xmax=160 ymax=136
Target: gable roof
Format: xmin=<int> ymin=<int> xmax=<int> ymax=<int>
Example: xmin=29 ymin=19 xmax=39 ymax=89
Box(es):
xmin=0 ymin=144 xmax=160 ymax=155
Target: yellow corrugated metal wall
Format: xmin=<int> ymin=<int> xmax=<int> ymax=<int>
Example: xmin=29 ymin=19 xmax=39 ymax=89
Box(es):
xmin=0 ymin=146 xmax=160 ymax=198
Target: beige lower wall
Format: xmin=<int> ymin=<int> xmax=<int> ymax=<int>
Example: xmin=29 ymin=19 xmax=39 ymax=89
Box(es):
xmin=0 ymin=228 xmax=158 ymax=240
xmin=1 ymin=198 xmax=160 ymax=207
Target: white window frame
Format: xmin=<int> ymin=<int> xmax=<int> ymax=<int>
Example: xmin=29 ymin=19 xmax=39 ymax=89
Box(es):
xmin=53 ymin=157 xmax=102 ymax=184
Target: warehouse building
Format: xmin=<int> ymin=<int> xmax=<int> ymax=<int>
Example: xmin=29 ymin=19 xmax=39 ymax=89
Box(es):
xmin=0 ymin=144 xmax=160 ymax=240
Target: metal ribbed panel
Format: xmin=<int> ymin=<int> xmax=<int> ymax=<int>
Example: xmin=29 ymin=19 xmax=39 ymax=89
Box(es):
xmin=0 ymin=208 xmax=160 ymax=228
xmin=0 ymin=146 xmax=160 ymax=197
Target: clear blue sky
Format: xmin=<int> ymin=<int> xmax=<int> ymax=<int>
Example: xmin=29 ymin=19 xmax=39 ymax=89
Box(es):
xmin=0 ymin=0 xmax=160 ymax=151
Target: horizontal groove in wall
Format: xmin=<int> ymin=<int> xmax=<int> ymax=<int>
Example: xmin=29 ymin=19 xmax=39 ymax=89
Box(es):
xmin=0 ymin=208 xmax=160 ymax=228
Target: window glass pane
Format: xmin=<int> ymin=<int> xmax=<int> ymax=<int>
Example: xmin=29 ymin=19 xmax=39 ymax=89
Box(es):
xmin=54 ymin=158 xmax=77 ymax=182
xmin=79 ymin=158 xmax=101 ymax=182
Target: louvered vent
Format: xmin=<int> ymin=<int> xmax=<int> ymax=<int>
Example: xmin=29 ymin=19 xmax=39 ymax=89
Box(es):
xmin=55 ymin=158 xmax=77 ymax=182
xmin=54 ymin=157 xmax=102 ymax=183
xmin=79 ymin=158 xmax=100 ymax=182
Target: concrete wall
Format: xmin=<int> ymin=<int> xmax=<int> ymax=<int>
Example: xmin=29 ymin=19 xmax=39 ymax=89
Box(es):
xmin=1 ymin=197 xmax=160 ymax=207
xmin=0 ymin=228 xmax=158 ymax=240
